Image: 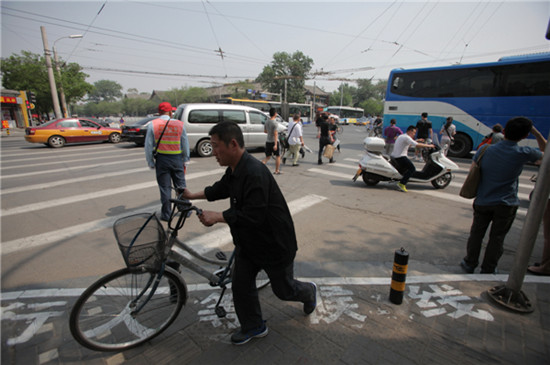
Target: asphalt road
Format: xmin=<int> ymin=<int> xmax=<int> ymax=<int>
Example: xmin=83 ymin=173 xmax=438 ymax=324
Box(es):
xmin=1 ymin=125 xmax=547 ymax=364
xmin=1 ymin=124 xmax=543 ymax=291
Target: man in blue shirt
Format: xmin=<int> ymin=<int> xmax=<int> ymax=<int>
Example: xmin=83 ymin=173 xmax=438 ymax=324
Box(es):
xmin=461 ymin=117 xmax=546 ymax=274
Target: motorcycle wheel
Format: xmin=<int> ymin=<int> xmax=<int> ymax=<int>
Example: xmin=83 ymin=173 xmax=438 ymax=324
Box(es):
xmin=362 ymin=174 xmax=380 ymax=186
xmin=431 ymin=172 xmax=452 ymax=189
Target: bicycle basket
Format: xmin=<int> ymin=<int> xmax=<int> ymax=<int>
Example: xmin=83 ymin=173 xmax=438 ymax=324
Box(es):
xmin=113 ymin=213 xmax=167 ymax=270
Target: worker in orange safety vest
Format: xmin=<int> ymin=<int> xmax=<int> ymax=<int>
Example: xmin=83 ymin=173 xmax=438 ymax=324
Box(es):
xmin=145 ymin=102 xmax=190 ymax=221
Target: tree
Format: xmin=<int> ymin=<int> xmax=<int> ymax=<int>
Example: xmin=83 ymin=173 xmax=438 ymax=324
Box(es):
xmin=359 ymin=98 xmax=384 ymax=116
xmin=1 ymin=51 xmax=91 ymax=116
xmin=256 ymin=51 xmax=313 ymax=103
xmin=329 ymin=83 xmax=355 ymax=107
xmin=88 ymin=80 xmax=123 ymax=102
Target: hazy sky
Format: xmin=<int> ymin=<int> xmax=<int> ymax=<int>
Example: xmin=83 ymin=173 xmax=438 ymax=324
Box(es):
xmin=2 ymin=0 xmax=549 ymax=94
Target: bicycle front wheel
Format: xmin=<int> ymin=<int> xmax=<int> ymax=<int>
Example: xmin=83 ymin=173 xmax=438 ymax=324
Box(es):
xmin=70 ymin=267 xmax=187 ymax=351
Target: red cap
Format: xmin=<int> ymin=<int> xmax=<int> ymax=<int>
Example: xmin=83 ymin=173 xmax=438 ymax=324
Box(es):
xmin=158 ymin=102 xmax=173 ymax=113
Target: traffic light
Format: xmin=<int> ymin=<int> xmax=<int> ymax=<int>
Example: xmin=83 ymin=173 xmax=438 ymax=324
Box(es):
xmin=29 ymin=92 xmax=36 ymax=103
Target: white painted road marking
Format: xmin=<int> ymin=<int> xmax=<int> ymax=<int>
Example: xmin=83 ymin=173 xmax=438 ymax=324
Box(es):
xmin=1 ymin=169 xmax=224 ymax=217
xmin=309 ymin=164 xmax=529 ymax=216
xmin=1 ymin=158 xmax=145 ymax=179
xmin=2 ymin=274 xmax=548 ymax=300
xmin=1 ymin=194 xmax=326 ymax=255
xmin=172 ymin=194 xmax=328 ymax=257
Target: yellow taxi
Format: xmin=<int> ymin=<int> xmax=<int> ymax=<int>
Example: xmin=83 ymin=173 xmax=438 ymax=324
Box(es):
xmin=25 ymin=118 xmax=122 ymax=148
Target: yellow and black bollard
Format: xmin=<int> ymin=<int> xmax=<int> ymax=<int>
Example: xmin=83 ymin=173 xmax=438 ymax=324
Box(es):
xmin=389 ymin=247 xmax=409 ymax=304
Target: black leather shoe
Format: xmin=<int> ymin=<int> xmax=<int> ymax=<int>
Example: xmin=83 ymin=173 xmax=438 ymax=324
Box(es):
xmin=303 ymin=282 xmax=317 ymax=315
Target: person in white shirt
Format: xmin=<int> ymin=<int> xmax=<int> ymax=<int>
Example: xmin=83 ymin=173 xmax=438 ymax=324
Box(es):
xmin=282 ymin=114 xmax=304 ymax=166
xmin=391 ymin=125 xmax=434 ymax=192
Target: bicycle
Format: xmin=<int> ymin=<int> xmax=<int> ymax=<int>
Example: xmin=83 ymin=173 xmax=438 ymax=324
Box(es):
xmin=69 ymin=196 xmax=270 ymax=352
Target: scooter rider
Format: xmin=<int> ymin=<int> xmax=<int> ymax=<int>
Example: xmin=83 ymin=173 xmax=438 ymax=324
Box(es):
xmin=391 ymin=125 xmax=435 ymax=192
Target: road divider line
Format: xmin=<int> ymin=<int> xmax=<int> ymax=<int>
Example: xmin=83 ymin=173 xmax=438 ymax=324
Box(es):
xmin=1 ymin=169 xmax=224 ymax=217
xmin=1 ymin=194 xmax=327 ymax=255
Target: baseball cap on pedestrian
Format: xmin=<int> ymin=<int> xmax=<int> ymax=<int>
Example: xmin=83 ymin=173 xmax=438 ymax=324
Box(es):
xmin=158 ymin=102 xmax=173 ymax=113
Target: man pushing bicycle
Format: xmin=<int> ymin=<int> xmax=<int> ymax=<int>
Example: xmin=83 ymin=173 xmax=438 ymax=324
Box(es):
xmin=180 ymin=121 xmax=317 ymax=345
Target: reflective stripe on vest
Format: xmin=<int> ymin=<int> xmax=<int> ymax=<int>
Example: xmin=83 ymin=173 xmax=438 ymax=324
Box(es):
xmin=152 ymin=118 xmax=184 ymax=155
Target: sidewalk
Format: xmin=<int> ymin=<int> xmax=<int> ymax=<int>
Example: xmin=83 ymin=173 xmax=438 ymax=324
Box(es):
xmin=1 ymin=275 xmax=549 ymax=364
xmin=0 ymin=127 xmax=25 ymax=138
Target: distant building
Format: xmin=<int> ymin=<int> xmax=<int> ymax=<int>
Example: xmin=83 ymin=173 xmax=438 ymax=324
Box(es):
xmin=304 ymin=84 xmax=330 ymax=110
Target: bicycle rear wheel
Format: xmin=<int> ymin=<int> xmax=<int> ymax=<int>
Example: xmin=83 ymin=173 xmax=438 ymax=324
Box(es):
xmin=70 ymin=267 xmax=187 ymax=351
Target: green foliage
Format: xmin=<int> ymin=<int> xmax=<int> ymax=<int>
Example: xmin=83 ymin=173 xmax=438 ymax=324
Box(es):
xmin=256 ymin=51 xmax=313 ymax=103
xmin=88 ymin=80 xmax=123 ymax=102
xmin=0 ymin=51 xmax=91 ymax=116
xmin=122 ymin=97 xmax=157 ymax=116
xmin=359 ymin=98 xmax=384 ymax=116
xmin=329 ymin=79 xmax=387 ymax=114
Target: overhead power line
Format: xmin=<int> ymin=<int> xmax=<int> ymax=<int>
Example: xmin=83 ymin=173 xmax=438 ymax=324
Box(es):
xmin=81 ymin=66 xmax=255 ymax=80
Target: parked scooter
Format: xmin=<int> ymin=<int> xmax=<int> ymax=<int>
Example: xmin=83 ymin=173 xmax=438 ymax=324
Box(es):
xmin=352 ymin=135 xmax=459 ymax=189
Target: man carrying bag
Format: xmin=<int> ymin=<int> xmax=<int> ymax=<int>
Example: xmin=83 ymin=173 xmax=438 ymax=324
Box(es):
xmin=145 ymin=102 xmax=190 ymax=221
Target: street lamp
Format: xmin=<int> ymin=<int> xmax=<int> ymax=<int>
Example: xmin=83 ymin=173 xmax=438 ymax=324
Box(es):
xmin=53 ymin=34 xmax=83 ymax=118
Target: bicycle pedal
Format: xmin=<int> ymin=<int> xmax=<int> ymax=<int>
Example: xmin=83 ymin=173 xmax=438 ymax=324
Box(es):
xmin=215 ymin=306 xmax=227 ymax=318
xmin=215 ymin=251 xmax=227 ymax=261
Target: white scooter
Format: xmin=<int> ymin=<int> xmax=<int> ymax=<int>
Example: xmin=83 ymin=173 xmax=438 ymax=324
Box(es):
xmin=352 ymin=135 xmax=459 ymax=189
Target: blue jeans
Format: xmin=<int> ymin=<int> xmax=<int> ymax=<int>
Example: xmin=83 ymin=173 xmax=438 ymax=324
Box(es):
xmin=464 ymin=204 xmax=518 ymax=272
xmin=154 ymin=154 xmax=186 ymax=220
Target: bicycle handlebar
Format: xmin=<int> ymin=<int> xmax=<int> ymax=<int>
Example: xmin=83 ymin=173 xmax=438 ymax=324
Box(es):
xmin=169 ymin=198 xmax=203 ymax=215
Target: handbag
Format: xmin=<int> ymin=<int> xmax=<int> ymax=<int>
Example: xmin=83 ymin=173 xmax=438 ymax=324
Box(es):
xmin=323 ymin=144 xmax=335 ymax=159
xmin=459 ymin=145 xmax=489 ymax=199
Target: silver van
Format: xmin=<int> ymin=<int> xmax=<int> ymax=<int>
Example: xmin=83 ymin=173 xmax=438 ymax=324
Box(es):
xmin=173 ymin=103 xmax=269 ymax=157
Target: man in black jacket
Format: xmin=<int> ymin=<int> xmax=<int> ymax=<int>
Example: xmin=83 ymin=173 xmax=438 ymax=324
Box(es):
xmin=181 ymin=122 xmax=317 ymax=345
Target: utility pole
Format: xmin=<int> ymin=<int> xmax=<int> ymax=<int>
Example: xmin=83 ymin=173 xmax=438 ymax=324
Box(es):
xmin=53 ymin=34 xmax=82 ymax=118
xmin=53 ymin=47 xmax=69 ymax=118
xmin=41 ymin=26 xmax=62 ymax=119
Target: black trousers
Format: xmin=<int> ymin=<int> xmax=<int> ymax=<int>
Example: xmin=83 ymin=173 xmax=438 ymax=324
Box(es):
xmin=464 ymin=204 xmax=518 ymax=272
xmin=394 ymin=156 xmax=415 ymax=185
xmin=318 ymin=136 xmax=332 ymax=162
xmin=232 ymin=250 xmax=315 ymax=332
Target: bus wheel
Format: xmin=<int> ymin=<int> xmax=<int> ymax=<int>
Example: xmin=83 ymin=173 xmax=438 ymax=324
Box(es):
xmin=448 ymin=133 xmax=472 ymax=158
